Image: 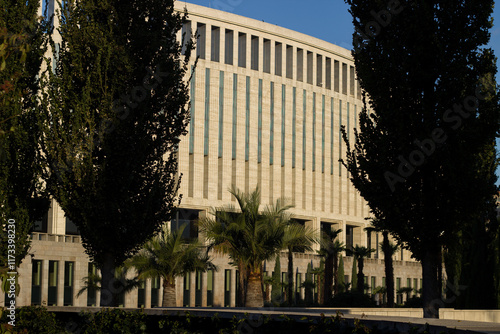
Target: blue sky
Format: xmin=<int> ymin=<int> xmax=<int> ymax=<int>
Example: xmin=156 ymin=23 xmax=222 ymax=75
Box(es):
xmin=182 ymin=0 xmax=500 ymax=58
xmin=183 ymin=0 xmax=500 ymax=183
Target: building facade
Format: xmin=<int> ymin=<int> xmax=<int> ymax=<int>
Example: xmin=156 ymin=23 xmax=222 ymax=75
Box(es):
xmin=2 ymin=1 xmax=421 ymax=308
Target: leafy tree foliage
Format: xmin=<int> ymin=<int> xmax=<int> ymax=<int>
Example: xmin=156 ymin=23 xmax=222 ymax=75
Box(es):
xmin=0 ymin=0 xmax=49 ymax=288
xmin=39 ymin=0 xmax=194 ymax=306
xmin=343 ymin=0 xmax=499 ymax=317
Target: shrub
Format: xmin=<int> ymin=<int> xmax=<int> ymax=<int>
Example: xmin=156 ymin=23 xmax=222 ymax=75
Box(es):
xmin=328 ymin=291 xmax=376 ymax=307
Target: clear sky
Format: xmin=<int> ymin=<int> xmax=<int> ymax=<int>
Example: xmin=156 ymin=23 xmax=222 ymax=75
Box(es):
xmin=183 ymin=0 xmax=500 ymax=183
xmin=182 ymin=0 xmax=500 ymax=58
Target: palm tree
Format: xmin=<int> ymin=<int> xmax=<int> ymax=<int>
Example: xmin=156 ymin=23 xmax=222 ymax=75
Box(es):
xmin=199 ymin=186 xmax=290 ymax=307
xmin=318 ymin=228 xmax=343 ymax=302
xmin=126 ymin=224 xmax=215 ymax=307
xmin=282 ymin=221 xmax=317 ymax=306
xmin=352 ymin=245 xmax=375 ymax=293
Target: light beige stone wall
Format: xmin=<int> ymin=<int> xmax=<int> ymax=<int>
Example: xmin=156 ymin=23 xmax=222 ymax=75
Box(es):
xmin=7 ymin=1 xmax=422 ymax=308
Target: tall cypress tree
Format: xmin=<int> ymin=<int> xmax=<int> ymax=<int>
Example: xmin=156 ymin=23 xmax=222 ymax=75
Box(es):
xmin=0 ymin=1 xmax=49 ymax=286
xmin=40 ymin=0 xmax=194 ymax=306
xmin=343 ymin=0 xmax=499 ymax=317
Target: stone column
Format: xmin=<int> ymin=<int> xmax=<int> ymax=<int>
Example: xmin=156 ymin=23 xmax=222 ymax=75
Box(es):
xmin=57 ymin=261 xmax=64 ymax=306
xmin=144 ymin=279 xmax=151 ymax=308
xmin=201 ymin=271 xmax=208 ymax=307
xmin=41 ymin=259 xmax=49 ymax=306
xmin=230 ymin=269 xmax=236 ymax=307
xmin=189 ymin=272 xmax=196 ymax=307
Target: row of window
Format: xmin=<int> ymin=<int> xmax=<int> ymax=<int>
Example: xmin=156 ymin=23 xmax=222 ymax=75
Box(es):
xmin=184 ymin=21 xmax=361 ymax=98
xmin=189 ymin=71 xmax=357 ymax=175
xmin=27 ymin=260 xmax=75 ymax=306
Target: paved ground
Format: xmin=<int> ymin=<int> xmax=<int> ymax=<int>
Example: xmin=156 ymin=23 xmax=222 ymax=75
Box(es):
xmin=50 ymin=306 xmax=500 ymax=334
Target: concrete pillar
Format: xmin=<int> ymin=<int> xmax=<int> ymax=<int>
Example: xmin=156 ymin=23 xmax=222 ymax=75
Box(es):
xmin=41 ymin=259 xmax=49 ymax=306
xmin=230 ymin=269 xmax=236 ymax=307
xmin=176 ymin=276 xmax=183 ymax=307
xmin=57 ymin=261 xmax=64 ymax=306
xmin=201 ymin=271 xmax=208 ymax=306
xmin=144 ymin=279 xmax=151 ymax=308
xmin=190 ymin=271 xmax=196 ymax=307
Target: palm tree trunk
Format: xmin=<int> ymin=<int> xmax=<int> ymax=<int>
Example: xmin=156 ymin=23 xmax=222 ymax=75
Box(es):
xmin=245 ymin=272 xmax=264 ymax=307
xmin=237 ymin=261 xmax=247 ymax=307
xmin=162 ymin=278 xmax=176 ymax=307
xmin=287 ymin=248 xmax=294 ymax=306
xmin=382 ymin=231 xmax=395 ymax=307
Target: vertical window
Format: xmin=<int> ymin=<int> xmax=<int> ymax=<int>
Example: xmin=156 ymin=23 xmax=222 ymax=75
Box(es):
xmin=258 ymin=79 xmax=263 ymax=163
xmin=207 ymin=269 xmax=214 ymax=307
xmin=196 ymin=23 xmax=206 ymax=59
xmin=281 ymin=85 xmax=286 ymax=167
xmin=251 ymin=35 xmax=259 ymax=70
xmin=189 ymin=66 xmax=195 ymax=154
xmin=137 ymin=280 xmax=145 ymax=308
xmin=322 ymin=95 xmax=325 ymax=173
xmin=292 ymin=87 xmax=296 ymax=168
xmin=204 ymin=68 xmax=210 ymax=156
xmin=371 ymin=277 xmax=376 ymax=295
xmin=347 ymin=102 xmax=350 ymax=142
xmin=354 ymin=105 xmax=357 ymax=130
xmin=263 ymin=39 xmax=271 ymax=73
xmin=334 ymin=60 xmax=340 ymax=92
xmin=225 ymin=29 xmax=234 ymax=65
xmin=211 ymin=26 xmax=220 ymax=62
xmin=218 ymin=71 xmax=224 ymax=158
xmin=326 ymin=57 xmax=332 ymax=90
xmin=232 ymin=74 xmax=238 ymax=160
xmin=195 ymin=271 xmax=202 ymax=306
xmin=307 ymin=51 xmax=313 ymax=84
xmin=238 ymin=33 xmax=246 ymax=68
xmin=350 ymin=65 xmax=355 ymax=96
xmin=286 ymin=45 xmax=293 ymax=79
xmin=48 ymin=261 xmax=58 ymax=306
xmin=316 ymin=54 xmax=323 ymax=87
xmin=330 ymin=98 xmax=334 ymax=175
xmin=31 ymin=260 xmax=42 ymax=305
xmin=151 ymin=276 xmax=160 ymax=307
xmin=346 ymin=226 xmax=354 ymax=252
xmin=367 ymin=230 xmax=372 ymax=258
xmin=181 ymin=21 xmax=191 ymax=55
xmin=339 ymin=100 xmax=342 ymax=176
xmin=87 ymin=263 xmax=97 ymax=306
xmin=183 ymin=274 xmax=190 ymax=306
xmin=357 ymin=80 xmax=362 ymax=99
xmin=275 ymin=42 xmax=282 ymax=76
xmin=342 ymin=63 xmax=348 ymax=95
xmin=224 ymin=269 xmax=231 ymax=307
xmin=312 ymin=93 xmax=316 ymax=171
xmin=64 ymin=261 xmax=74 ymax=306
xmin=65 ymin=217 xmax=79 ymax=235
xmin=270 ymin=82 xmax=274 ymax=165
xmin=52 ymin=43 xmax=60 ymax=74
xmin=297 ymin=48 xmax=303 ymax=82
xmin=245 ymin=76 xmax=250 ymax=162
xmin=302 ymin=90 xmax=307 ymax=170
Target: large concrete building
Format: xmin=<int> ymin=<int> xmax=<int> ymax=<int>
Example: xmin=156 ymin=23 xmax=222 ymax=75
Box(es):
xmin=3 ymin=1 xmax=421 ymax=308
